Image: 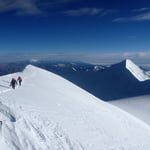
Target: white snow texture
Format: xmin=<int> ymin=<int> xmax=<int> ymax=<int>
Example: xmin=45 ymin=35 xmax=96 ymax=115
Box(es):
xmin=110 ymin=95 xmax=150 ymax=126
xmin=126 ymin=59 xmax=150 ymax=81
xmin=0 ymin=64 xmax=150 ymax=150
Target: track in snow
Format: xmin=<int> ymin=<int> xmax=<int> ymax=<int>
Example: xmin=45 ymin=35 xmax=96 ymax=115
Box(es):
xmin=0 ymin=101 xmax=84 ymax=150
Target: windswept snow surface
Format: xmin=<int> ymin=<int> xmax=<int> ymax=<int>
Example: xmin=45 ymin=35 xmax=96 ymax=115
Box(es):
xmin=126 ymin=59 xmax=150 ymax=81
xmin=0 ymin=65 xmax=150 ymax=150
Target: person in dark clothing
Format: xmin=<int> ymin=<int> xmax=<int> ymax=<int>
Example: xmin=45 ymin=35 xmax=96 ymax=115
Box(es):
xmin=17 ymin=76 xmax=22 ymax=86
xmin=10 ymin=78 xmax=17 ymax=89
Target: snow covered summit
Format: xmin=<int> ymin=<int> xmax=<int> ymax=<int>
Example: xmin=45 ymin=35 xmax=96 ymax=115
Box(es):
xmin=0 ymin=65 xmax=150 ymax=150
xmin=125 ymin=59 xmax=150 ymax=81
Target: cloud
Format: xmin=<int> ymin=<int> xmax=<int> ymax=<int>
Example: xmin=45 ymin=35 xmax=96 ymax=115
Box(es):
xmin=81 ymin=52 xmax=150 ymax=66
xmin=114 ymin=12 xmax=150 ymax=22
xmin=63 ymin=8 xmax=103 ymax=16
xmin=113 ymin=17 xmax=128 ymax=22
xmin=1 ymin=52 xmax=150 ymax=67
xmin=0 ymin=0 xmax=117 ymax=17
xmin=122 ymin=52 xmax=150 ymax=58
xmin=0 ymin=0 xmax=77 ymax=16
xmin=114 ymin=7 xmax=150 ymax=22
xmin=131 ymin=12 xmax=150 ymax=21
xmin=132 ymin=7 xmax=150 ymax=12
xmin=100 ymin=9 xmax=118 ymax=17
xmin=63 ymin=8 xmax=117 ymax=17
xmin=0 ymin=0 xmax=42 ymax=15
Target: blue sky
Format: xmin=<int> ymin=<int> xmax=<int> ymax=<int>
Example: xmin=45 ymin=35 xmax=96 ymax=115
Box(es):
xmin=0 ymin=0 xmax=150 ymax=55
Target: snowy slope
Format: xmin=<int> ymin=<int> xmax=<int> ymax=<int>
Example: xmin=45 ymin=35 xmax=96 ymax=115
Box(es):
xmin=0 ymin=65 xmax=150 ymax=150
xmin=110 ymin=95 xmax=150 ymax=126
xmin=126 ymin=59 xmax=150 ymax=81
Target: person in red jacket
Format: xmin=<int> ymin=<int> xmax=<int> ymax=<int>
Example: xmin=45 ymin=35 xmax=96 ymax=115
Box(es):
xmin=17 ymin=76 xmax=22 ymax=86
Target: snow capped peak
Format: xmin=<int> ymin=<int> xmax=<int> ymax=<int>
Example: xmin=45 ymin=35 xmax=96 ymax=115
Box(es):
xmin=125 ymin=59 xmax=150 ymax=81
xmin=125 ymin=59 xmax=135 ymax=66
xmin=24 ymin=64 xmax=49 ymax=74
xmin=25 ymin=64 xmax=38 ymax=69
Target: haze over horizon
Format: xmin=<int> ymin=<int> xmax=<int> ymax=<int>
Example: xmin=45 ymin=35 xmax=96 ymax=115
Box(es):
xmin=0 ymin=53 xmax=150 ymax=70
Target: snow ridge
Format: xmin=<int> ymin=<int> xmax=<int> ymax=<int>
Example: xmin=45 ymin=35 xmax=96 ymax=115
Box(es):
xmin=125 ymin=59 xmax=150 ymax=81
xmin=0 ymin=65 xmax=150 ymax=150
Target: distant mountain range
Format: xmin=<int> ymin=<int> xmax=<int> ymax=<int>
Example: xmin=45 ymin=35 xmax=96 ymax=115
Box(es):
xmin=0 ymin=59 xmax=150 ymax=101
